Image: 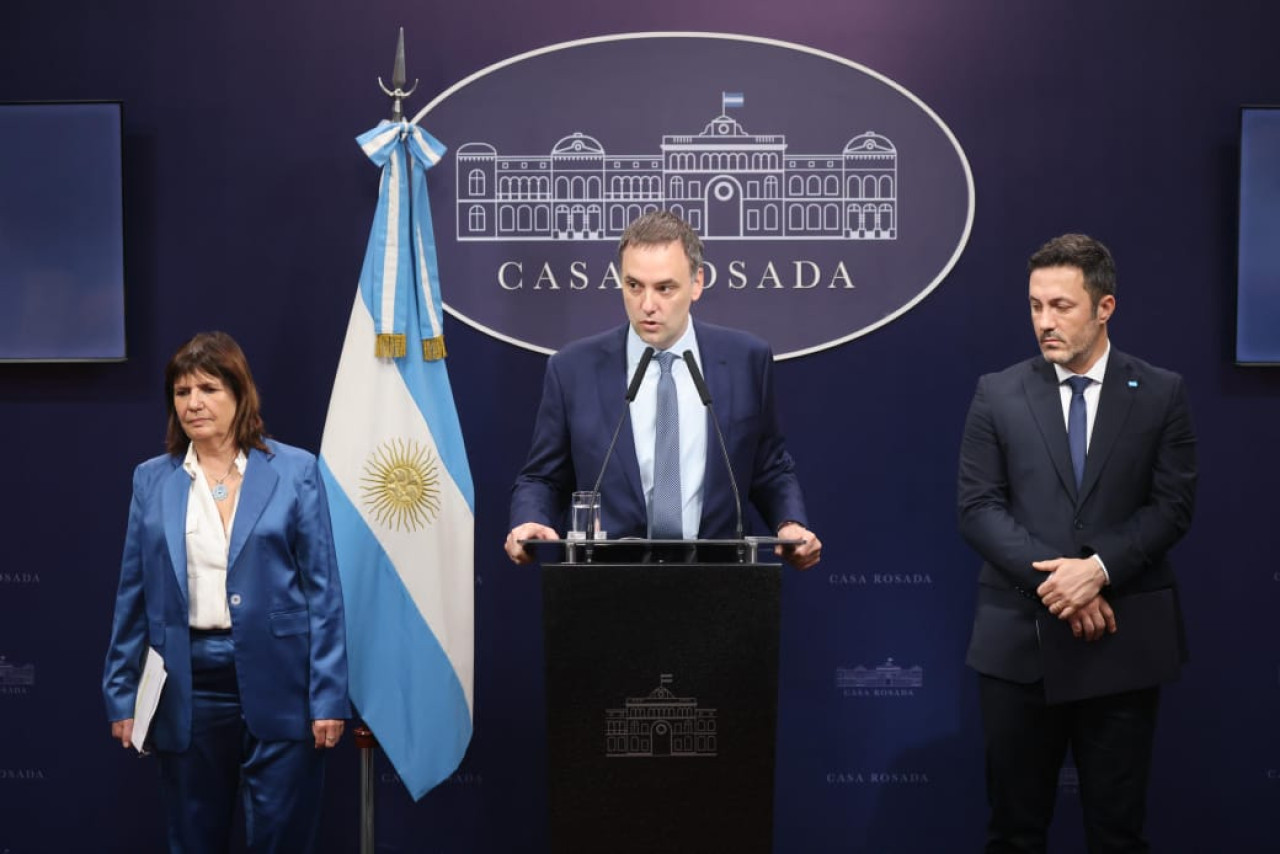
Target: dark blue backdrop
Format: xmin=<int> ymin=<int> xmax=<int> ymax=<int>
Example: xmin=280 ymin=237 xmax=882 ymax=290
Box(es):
xmin=2 ymin=2 xmax=1278 ymax=851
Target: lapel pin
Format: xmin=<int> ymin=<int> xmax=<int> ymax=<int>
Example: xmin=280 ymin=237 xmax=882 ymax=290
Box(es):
xmin=1127 ymin=380 xmax=1139 ymax=388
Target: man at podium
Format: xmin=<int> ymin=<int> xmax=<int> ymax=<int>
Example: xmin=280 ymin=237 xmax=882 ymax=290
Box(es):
xmin=504 ymin=211 xmax=821 ymax=569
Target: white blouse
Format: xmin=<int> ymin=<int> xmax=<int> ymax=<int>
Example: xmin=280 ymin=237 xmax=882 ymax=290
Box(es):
xmin=181 ymin=443 xmax=247 ymax=629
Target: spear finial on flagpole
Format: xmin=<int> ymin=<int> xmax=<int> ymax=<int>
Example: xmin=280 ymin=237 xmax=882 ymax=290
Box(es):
xmin=378 ymin=27 xmax=419 ymax=123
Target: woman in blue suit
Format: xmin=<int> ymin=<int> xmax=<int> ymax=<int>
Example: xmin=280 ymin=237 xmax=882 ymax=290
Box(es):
xmin=103 ymin=331 xmax=349 ymax=853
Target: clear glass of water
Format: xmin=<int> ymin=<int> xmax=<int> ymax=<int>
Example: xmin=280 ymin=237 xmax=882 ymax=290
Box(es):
xmin=569 ymin=491 xmax=602 ymax=540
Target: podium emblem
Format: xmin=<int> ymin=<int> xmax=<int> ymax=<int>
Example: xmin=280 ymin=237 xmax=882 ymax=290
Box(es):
xmin=605 ymin=674 xmax=717 ymax=758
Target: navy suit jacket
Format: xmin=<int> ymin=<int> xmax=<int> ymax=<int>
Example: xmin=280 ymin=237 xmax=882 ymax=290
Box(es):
xmin=958 ymin=350 xmax=1196 ymax=684
xmin=510 ymin=320 xmax=808 ymax=540
xmin=103 ymin=440 xmax=349 ymax=751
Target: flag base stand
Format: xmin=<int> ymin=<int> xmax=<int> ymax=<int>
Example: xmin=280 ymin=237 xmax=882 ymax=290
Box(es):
xmin=353 ymin=723 xmax=377 ymax=854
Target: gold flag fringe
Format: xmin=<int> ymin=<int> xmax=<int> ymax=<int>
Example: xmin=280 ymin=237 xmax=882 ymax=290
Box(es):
xmin=375 ymin=333 xmax=407 ymax=359
xmin=422 ymin=336 xmax=447 ymax=361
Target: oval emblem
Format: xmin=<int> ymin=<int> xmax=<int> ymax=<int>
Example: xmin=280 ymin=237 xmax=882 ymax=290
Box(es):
xmin=413 ymin=33 xmax=973 ymax=359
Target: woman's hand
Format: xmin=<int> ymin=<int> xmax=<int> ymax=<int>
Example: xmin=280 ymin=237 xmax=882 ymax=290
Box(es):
xmin=111 ymin=718 xmax=135 ymax=749
xmin=312 ymin=719 xmax=345 ymax=749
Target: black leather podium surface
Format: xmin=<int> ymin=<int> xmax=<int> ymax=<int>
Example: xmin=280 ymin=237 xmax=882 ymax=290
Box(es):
xmin=542 ymin=559 xmax=782 ymax=854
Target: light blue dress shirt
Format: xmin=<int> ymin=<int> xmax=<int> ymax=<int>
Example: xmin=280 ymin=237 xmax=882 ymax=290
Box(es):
xmin=627 ymin=322 xmax=707 ymax=538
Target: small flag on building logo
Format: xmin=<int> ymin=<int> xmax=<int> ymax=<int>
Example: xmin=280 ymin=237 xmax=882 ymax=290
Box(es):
xmin=722 ymin=91 xmax=745 ymax=111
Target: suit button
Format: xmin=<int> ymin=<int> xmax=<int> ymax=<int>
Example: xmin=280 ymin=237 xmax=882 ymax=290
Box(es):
xmin=1074 ymin=519 xmax=1084 ymax=530
xmin=229 ymin=594 xmax=242 ymax=606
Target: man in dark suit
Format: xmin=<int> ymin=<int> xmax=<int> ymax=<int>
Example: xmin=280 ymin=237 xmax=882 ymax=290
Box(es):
xmin=504 ymin=211 xmax=821 ymax=569
xmin=958 ymin=233 xmax=1196 ymax=852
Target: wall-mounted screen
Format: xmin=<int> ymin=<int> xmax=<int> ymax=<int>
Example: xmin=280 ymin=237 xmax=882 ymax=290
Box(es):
xmin=1237 ymin=106 xmax=1280 ymax=365
xmin=0 ymin=101 xmax=126 ymax=362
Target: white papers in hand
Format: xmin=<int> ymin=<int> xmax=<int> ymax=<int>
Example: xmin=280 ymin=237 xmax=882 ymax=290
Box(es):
xmin=131 ymin=647 xmax=167 ymax=754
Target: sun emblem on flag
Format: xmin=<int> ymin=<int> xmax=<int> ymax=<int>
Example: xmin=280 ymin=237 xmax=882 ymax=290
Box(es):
xmin=360 ymin=438 xmax=441 ymax=531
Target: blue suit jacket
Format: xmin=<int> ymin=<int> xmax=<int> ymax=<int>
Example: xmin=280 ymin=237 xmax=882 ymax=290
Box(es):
xmin=510 ymin=320 xmax=808 ymax=539
xmin=103 ymin=440 xmax=349 ymax=750
xmin=957 ymin=350 xmax=1197 ymax=683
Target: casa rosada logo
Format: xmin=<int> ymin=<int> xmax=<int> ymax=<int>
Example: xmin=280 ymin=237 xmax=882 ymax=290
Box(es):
xmin=412 ymin=32 xmax=974 ymax=359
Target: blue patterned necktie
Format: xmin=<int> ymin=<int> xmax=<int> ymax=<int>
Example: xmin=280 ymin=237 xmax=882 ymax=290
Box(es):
xmin=651 ymin=351 xmax=683 ymax=539
xmin=1065 ymin=375 xmax=1091 ymax=489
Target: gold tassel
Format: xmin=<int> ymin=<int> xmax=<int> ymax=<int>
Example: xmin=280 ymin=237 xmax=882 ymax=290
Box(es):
xmin=375 ymin=333 xmax=407 ymax=359
xmin=422 ymin=336 xmax=447 ymax=361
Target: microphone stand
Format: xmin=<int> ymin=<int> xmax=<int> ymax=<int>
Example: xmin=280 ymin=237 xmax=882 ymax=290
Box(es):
xmin=683 ymin=351 xmax=746 ymax=563
xmin=586 ymin=347 xmax=655 ymax=551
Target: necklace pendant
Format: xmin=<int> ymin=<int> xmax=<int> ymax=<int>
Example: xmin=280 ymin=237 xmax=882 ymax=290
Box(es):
xmin=212 ymin=483 xmax=228 ymax=502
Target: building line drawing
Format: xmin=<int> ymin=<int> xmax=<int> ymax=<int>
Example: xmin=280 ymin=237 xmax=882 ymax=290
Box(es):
xmin=0 ymin=657 xmax=35 ymax=686
xmin=456 ymin=94 xmax=897 ymax=242
xmin=605 ymin=674 xmax=718 ymax=758
xmin=835 ymin=657 xmax=923 ymax=689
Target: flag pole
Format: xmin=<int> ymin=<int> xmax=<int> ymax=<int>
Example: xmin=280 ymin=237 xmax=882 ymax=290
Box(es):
xmin=329 ymin=15 xmax=473 ymax=812
xmin=354 ymin=722 xmax=377 ymax=854
xmin=353 ymin=29 xmax=419 ymax=854
xmin=377 ymin=26 xmax=418 ymax=124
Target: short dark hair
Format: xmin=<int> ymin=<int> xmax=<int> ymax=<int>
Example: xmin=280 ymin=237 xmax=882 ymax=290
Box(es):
xmin=617 ymin=210 xmax=704 ymax=281
xmin=1028 ymin=233 xmax=1116 ymax=307
xmin=164 ymin=331 xmax=269 ymax=456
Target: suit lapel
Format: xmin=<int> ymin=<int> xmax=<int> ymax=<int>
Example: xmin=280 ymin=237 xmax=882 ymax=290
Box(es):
xmin=227 ymin=448 xmax=278 ymax=574
xmin=162 ymin=460 xmax=191 ymax=602
xmin=1022 ymin=360 xmax=1078 ymax=500
xmin=595 ymin=329 xmax=644 ymax=513
xmin=1078 ymin=352 xmax=1137 ymax=503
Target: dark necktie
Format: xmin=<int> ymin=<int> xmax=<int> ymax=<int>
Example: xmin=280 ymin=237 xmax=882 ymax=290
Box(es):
xmin=1066 ymin=375 xmax=1091 ymax=489
xmin=651 ymin=351 xmax=682 ymax=539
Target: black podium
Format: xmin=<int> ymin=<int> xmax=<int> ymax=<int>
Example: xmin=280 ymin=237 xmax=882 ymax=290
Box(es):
xmin=537 ymin=540 xmax=784 ymax=854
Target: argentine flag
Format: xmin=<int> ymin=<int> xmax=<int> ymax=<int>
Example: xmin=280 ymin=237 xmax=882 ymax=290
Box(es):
xmin=320 ymin=120 xmax=474 ymax=801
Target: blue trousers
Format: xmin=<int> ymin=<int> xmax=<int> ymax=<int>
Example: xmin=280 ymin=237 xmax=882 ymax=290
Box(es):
xmin=157 ymin=633 xmax=326 ymax=854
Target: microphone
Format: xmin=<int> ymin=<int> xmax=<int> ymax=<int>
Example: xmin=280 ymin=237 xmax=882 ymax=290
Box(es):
xmin=624 ymin=346 xmax=656 ymax=403
xmin=588 ymin=347 xmax=655 ymax=534
xmin=682 ymin=350 xmax=745 ymax=556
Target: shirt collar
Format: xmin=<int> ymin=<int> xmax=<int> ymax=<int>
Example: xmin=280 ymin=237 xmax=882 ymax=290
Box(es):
xmin=182 ymin=442 xmax=248 ymax=479
xmin=626 ymin=319 xmax=700 ymax=369
xmin=1053 ymin=342 xmax=1111 ymax=386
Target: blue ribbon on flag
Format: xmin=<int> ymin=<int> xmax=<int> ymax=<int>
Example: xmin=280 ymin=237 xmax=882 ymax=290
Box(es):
xmin=356 ymin=120 xmax=448 ymax=360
